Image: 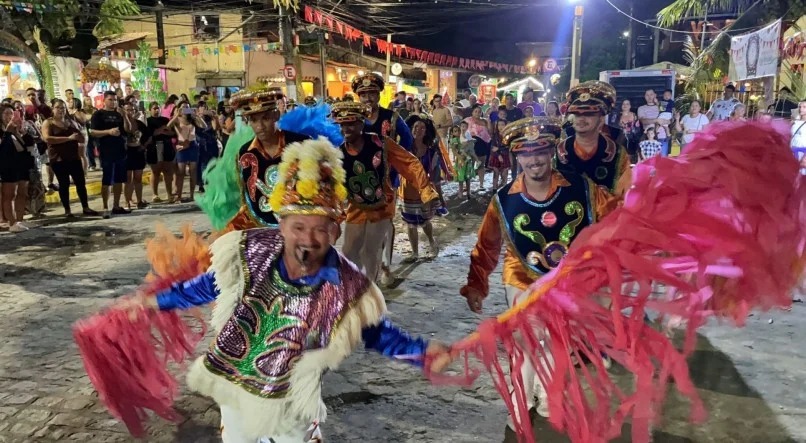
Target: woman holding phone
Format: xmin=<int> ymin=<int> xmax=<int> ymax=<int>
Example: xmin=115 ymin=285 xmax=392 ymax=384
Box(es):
xmin=167 ymin=101 xmax=207 ymax=202
xmin=0 ymin=104 xmax=35 ymax=232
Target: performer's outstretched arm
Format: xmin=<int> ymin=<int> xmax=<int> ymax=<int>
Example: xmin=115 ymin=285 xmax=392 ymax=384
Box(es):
xmin=385 ymin=138 xmax=439 ymax=203
xmin=395 ymin=117 xmax=413 ymax=150
xmin=155 ymin=273 xmax=219 ymax=310
xmin=461 ymin=200 xmax=504 ymax=299
xmin=362 ymin=317 xmax=429 ymax=367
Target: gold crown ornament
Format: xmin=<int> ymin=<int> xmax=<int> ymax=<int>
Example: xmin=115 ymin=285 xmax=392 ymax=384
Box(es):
xmin=566 ymin=80 xmax=617 ymax=116
xmin=351 ymin=73 xmax=385 ymax=94
xmin=502 ymin=117 xmax=563 ymax=154
xmin=269 ymin=137 xmax=349 ymax=219
xmin=230 ymin=86 xmax=284 ymax=116
xmin=304 ymin=96 xmax=317 ymax=106
xmin=330 ymin=101 xmax=371 ymax=123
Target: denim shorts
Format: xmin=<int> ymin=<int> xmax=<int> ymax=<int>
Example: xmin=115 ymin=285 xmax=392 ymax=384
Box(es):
xmin=101 ymin=158 xmax=127 ymax=185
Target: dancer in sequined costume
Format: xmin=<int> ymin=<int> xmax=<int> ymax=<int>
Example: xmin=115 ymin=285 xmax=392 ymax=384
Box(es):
xmin=352 ymin=73 xmax=413 ymax=286
xmin=460 ymin=117 xmax=616 ymax=425
xmin=330 ymin=101 xmax=439 ymax=286
xmin=556 ymin=81 xmax=631 ymax=197
xmin=200 ymin=86 xmax=342 ymax=232
xmin=119 ymin=137 xmax=451 ymax=442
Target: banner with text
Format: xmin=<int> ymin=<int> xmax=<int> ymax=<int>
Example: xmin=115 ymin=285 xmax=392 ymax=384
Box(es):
xmin=729 ymin=20 xmax=781 ymax=81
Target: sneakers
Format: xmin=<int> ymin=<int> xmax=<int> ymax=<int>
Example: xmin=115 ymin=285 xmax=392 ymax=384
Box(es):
xmin=102 ymin=211 xmax=111 ymax=219
xmin=137 ymin=201 xmax=149 ymax=209
xmin=111 ymin=207 xmax=131 ymax=215
xmin=400 ymin=254 xmax=419 ymax=264
xmin=379 ymin=267 xmax=394 ymax=287
xmin=427 ymin=239 xmax=440 ymax=258
xmin=9 ymin=223 xmax=29 ymax=233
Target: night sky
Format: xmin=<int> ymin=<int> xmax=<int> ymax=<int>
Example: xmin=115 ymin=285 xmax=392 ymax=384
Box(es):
xmin=391 ymin=0 xmax=675 ymax=64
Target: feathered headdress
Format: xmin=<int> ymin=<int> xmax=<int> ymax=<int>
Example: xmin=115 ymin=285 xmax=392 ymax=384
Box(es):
xmin=269 ymin=137 xmax=348 ymax=219
xmin=277 ymin=104 xmax=344 ymax=146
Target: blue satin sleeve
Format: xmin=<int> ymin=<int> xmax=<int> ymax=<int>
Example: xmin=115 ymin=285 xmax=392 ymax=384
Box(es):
xmin=361 ymin=317 xmax=428 ymax=367
xmin=396 ymin=117 xmax=413 ymax=150
xmin=156 ymin=272 xmax=220 ymax=311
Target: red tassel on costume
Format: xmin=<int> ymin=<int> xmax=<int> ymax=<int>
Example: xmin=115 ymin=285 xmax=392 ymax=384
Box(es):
xmin=73 ymin=225 xmax=211 ymax=437
xmin=426 ymin=121 xmax=806 ymax=443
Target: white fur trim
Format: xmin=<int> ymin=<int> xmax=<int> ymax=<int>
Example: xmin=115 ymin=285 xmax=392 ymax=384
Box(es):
xmin=209 ymin=230 xmax=246 ymax=333
xmin=187 ymin=283 xmax=386 ymax=440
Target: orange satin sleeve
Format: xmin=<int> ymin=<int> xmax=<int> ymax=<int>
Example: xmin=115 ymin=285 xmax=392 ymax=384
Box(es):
xmin=591 ymin=179 xmax=619 ymax=220
xmin=614 ymin=149 xmax=632 ymax=202
xmin=461 ymin=200 xmax=503 ymax=299
xmin=386 ymin=138 xmax=440 ymax=204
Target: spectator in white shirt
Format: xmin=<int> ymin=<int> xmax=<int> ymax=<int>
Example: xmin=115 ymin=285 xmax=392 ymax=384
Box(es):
xmin=675 ymin=100 xmax=709 ymax=147
xmin=706 ymin=84 xmax=740 ymax=122
xmin=637 ymin=88 xmax=671 ymax=156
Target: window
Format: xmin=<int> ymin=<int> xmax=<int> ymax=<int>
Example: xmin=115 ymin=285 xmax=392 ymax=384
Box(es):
xmin=193 ymin=15 xmax=220 ymax=41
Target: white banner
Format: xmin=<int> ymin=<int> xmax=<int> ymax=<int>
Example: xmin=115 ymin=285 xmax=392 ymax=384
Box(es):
xmin=729 ymin=20 xmax=781 ymax=81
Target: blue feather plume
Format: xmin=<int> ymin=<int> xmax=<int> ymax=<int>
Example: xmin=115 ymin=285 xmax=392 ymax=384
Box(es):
xmin=277 ymin=104 xmax=344 ymax=147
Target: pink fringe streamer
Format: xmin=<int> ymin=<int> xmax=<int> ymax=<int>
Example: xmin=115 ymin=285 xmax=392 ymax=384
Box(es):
xmin=73 ymin=225 xmax=210 ymax=437
xmin=427 ymin=121 xmax=806 ymax=443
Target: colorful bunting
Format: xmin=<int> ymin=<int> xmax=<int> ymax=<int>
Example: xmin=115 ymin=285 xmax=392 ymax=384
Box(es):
xmin=302 ymin=5 xmax=529 ymax=74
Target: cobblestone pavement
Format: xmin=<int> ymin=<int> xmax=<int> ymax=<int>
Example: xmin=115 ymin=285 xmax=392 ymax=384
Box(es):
xmin=1 ymin=182 xmax=805 ymax=442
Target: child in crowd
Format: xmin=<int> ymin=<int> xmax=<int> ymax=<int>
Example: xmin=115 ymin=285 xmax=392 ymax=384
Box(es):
xmin=449 ymin=125 xmax=474 ymax=200
xmin=639 ymin=126 xmax=662 ymax=162
xmin=660 ymin=89 xmax=675 ymax=113
xmin=488 ymin=119 xmax=511 ymax=188
xmin=523 ymin=106 xmax=534 ymax=118
xmin=497 ymin=106 xmax=507 ymax=123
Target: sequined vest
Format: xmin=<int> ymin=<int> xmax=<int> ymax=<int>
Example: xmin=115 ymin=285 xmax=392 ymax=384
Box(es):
xmin=556 ymin=134 xmax=623 ymax=193
xmin=495 ymin=172 xmax=596 ymax=276
xmin=365 ymin=107 xmax=401 ymax=187
xmin=237 ymin=133 xmax=308 ymax=228
xmin=204 ymin=228 xmax=371 ymax=398
xmin=341 ymin=133 xmax=390 ymax=210
xmin=365 ymin=107 xmax=395 ymax=138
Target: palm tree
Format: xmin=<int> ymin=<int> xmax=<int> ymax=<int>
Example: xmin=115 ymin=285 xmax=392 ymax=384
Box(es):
xmin=657 ymin=0 xmax=755 ymax=28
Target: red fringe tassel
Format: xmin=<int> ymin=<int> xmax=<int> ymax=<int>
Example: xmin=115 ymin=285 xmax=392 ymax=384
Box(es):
xmin=73 ymin=224 xmax=211 ymax=437
xmin=426 ymin=121 xmax=806 ymax=443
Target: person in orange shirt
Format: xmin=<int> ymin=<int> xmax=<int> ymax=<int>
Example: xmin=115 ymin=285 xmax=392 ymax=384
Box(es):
xmin=556 ymin=81 xmax=630 ymax=196
xmin=460 ymin=117 xmax=615 ymax=423
xmin=331 ymin=101 xmax=439 ymax=286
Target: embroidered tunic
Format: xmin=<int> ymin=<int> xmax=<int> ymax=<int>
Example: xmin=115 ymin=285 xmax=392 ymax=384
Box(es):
xmin=462 ymin=171 xmax=615 ymax=297
xmin=556 ymin=134 xmax=630 ymax=195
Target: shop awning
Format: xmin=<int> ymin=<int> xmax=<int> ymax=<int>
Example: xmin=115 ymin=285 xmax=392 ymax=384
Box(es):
xmin=256 ymin=75 xmax=320 ymax=83
xmin=98 ymin=32 xmax=150 ymax=51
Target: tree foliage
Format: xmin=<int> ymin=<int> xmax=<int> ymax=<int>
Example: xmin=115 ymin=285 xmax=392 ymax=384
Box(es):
xmin=94 ymin=0 xmax=142 ymax=39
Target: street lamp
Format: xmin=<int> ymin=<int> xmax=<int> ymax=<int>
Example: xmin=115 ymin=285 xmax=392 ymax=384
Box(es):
xmin=570 ymin=0 xmax=584 ymax=87
xmin=622 ymin=31 xmax=630 ymax=37
xmin=528 ymin=58 xmax=537 ymax=68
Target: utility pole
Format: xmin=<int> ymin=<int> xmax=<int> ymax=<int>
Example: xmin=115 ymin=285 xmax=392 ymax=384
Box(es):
xmin=279 ymin=5 xmax=297 ymax=100
xmin=570 ymin=5 xmax=584 ymax=87
xmin=318 ymin=30 xmax=327 ymax=98
xmin=625 ymin=0 xmax=634 ymax=69
xmin=384 ymin=33 xmax=392 ymax=84
xmin=652 ymin=28 xmax=660 ymax=64
xmin=155 ymin=1 xmax=166 ymax=64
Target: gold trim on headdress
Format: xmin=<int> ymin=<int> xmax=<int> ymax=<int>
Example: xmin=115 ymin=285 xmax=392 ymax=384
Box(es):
xmin=269 ymin=137 xmax=348 ymax=219
xmin=567 ymin=80 xmax=616 ymax=115
xmin=331 ymin=101 xmax=371 ymax=123
xmin=351 ymin=73 xmax=384 ymax=94
xmin=230 ymin=86 xmax=284 ymax=116
xmin=502 ymin=117 xmax=563 ymax=154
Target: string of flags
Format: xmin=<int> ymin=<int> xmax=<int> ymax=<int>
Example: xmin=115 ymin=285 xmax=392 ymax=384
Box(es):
xmin=303 ymin=5 xmax=531 ymax=74
xmin=95 ymin=42 xmax=282 ymax=60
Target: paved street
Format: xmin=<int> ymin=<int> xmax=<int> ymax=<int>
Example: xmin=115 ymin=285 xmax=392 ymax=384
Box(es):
xmin=1 ymin=183 xmax=806 ymax=442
